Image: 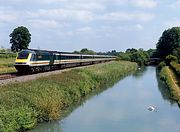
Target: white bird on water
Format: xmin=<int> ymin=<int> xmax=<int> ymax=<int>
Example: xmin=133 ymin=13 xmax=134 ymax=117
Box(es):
xmin=147 ymin=106 xmax=157 ymax=112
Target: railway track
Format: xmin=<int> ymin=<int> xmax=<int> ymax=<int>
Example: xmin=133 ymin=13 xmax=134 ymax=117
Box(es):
xmin=0 ymin=72 xmax=18 ymax=80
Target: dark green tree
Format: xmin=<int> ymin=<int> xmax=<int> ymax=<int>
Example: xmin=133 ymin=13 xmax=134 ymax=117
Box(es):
xmin=156 ymin=27 xmax=180 ymax=58
xmin=10 ymin=26 xmax=31 ymax=52
xmin=80 ymin=48 xmax=96 ymax=55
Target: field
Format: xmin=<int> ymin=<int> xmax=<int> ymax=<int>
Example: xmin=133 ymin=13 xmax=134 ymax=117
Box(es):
xmin=0 ymin=61 xmax=137 ymax=131
xmin=0 ymin=54 xmax=16 ymax=74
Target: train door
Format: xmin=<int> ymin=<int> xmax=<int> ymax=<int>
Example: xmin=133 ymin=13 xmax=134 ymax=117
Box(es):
xmin=49 ymin=53 xmax=54 ymax=65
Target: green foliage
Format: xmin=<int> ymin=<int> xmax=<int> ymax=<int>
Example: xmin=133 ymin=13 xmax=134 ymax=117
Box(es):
xmin=0 ymin=53 xmax=16 ymax=58
xmin=157 ymin=61 xmax=166 ymax=70
xmin=0 ymin=61 xmax=137 ymax=131
xmin=118 ymin=52 xmax=131 ymax=61
xmin=172 ymin=48 xmax=180 ymax=62
xmin=170 ymin=61 xmax=180 ymax=76
xmin=156 ymin=27 xmax=180 ymax=58
xmin=73 ymin=48 xmax=96 ymax=55
xmin=80 ymin=48 xmax=96 ymax=55
xmin=0 ymin=106 xmax=37 ymax=131
xmin=165 ymin=54 xmax=178 ymax=65
xmin=10 ymin=26 xmax=31 ymax=52
xmin=159 ymin=66 xmax=180 ymax=103
xmin=0 ymin=54 xmax=16 ymax=73
xmin=118 ymin=48 xmax=150 ymax=66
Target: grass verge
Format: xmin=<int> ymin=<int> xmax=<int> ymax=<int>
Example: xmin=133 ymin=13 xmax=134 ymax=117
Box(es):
xmin=159 ymin=66 xmax=180 ymax=105
xmin=0 ymin=57 xmax=16 ymax=74
xmin=0 ymin=61 xmax=137 ymax=131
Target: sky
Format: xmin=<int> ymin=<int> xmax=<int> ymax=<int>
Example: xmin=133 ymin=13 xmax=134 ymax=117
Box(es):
xmin=0 ymin=0 xmax=180 ymax=52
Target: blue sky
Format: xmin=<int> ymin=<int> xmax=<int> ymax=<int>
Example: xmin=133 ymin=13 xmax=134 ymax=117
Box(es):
xmin=0 ymin=0 xmax=180 ymax=52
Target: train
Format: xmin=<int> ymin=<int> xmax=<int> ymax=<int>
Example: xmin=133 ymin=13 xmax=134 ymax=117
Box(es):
xmin=14 ymin=49 xmax=117 ymax=73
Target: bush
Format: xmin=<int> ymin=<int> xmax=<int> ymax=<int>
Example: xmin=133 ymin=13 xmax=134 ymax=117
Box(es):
xmin=157 ymin=61 xmax=166 ymax=70
xmin=165 ymin=54 xmax=178 ymax=65
xmin=170 ymin=61 xmax=180 ymax=76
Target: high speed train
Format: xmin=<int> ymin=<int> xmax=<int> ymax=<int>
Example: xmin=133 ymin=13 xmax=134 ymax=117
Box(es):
xmin=14 ymin=49 xmax=116 ymax=73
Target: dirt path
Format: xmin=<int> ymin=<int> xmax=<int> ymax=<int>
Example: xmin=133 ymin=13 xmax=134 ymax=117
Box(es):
xmin=167 ymin=67 xmax=180 ymax=91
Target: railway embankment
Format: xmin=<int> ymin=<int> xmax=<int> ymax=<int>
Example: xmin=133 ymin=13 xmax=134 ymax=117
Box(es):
xmin=159 ymin=65 xmax=180 ymax=105
xmin=0 ymin=61 xmax=137 ymax=131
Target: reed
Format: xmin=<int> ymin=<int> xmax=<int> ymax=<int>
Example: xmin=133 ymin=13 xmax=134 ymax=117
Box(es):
xmin=0 ymin=61 xmax=137 ymax=131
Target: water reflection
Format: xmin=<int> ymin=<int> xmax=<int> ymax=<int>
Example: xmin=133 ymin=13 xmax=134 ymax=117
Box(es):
xmin=28 ymin=84 xmax=115 ymax=132
xmin=132 ymin=66 xmax=148 ymax=78
xmin=30 ymin=67 xmax=180 ymax=132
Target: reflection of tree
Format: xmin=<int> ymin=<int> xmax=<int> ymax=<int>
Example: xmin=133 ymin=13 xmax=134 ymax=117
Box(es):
xmin=132 ymin=66 xmax=148 ymax=78
xmin=156 ymin=70 xmax=177 ymax=106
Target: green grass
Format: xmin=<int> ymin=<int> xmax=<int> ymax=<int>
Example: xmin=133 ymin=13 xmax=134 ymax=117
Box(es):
xmin=159 ymin=66 xmax=180 ymax=104
xmin=0 ymin=61 xmax=137 ymax=131
xmin=0 ymin=57 xmax=16 ymax=74
xmin=170 ymin=61 xmax=180 ymax=76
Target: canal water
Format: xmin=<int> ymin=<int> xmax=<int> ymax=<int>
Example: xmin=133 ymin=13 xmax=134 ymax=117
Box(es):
xmin=30 ymin=66 xmax=180 ymax=132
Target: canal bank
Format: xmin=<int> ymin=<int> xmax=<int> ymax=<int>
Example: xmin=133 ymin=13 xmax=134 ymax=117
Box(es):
xmin=30 ymin=66 xmax=180 ymax=132
xmin=159 ymin=66 xmax=180 ymax=105
xmin=0 ymin=61 xmax=137 ymax=131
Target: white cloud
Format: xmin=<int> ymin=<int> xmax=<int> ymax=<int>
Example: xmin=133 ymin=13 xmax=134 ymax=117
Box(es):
xmin=27 ymin=9 xmax=95 ymax=22
xmin=65 ymin=3 xmax=106 ymax=11
xmin=165 ymin=20 xmax=180 ymax=28
xmin=77 ymin=27 xmax=93 ymax=32
xmin=114 ymin=0 xmax=157 ymax=8
xmin=5 ymin=0 xmax=67 ymax=4
xmin=100 ymin=12 xmax=155 ymax=22
xmin=170 ymin=0 xmax=180 ymax=9
xmin=131 ymin=0 xmax=157 ymax=8
xmin=28 ymin=19 xmax=59 ymax=28
xmin=0 ymin=10 xmax=18 ymax=22
xmin=136 ymin=24 xmax=144 ymax=30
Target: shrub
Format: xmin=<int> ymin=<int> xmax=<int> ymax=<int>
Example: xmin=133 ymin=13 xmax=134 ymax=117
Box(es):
xmin=170 ymin=61 xmax=180 ymax=76
xmin=157 ymin=61 xmax=166 ymax=70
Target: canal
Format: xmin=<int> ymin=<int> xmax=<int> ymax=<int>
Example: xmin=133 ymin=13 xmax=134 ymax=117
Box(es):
xmin=30 ymin=66 xmax=180 ymax=132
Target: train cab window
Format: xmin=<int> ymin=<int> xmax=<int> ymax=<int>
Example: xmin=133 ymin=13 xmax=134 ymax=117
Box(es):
xmin=17 ymin=51 xmax=29 ymax=59
xmin=30 ymin=54 xmax=36 ymax=61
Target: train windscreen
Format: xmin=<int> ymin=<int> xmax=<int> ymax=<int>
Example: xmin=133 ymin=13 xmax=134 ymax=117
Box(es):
xmin=17 ymin=51 xmax=29 ymax=59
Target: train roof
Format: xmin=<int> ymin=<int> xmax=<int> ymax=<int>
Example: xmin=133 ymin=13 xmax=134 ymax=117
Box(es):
xmin=21 ymin=49 xmax=117 ymax=57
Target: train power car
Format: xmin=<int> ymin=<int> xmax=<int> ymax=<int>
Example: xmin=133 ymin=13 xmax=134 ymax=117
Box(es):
xmin=14 ymin=49 xmax=116 ymax=73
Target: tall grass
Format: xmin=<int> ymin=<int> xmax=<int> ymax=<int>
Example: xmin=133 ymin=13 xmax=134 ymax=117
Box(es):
xmin=0 ymin=56 xmax=16 ymax=74
xmin=170 ymin=61 xmax=180 ymax=76
xmin=0 ymin=61 xmax=137 ymax=131
xmin=159 ymin=66 xmax=180 ymax=104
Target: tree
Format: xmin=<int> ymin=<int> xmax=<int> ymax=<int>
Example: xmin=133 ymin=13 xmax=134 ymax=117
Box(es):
xmin=156 ymin=27 xmax=180 ymax=58
xmin=80 ymin=48 xmax=96 ymax=55
xmin=9 ymin=26 xmax=31 ymax=52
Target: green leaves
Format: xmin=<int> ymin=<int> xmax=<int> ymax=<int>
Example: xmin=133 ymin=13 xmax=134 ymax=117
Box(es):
xmin=9 ymin=26 xmax=31 ymax=52
xmin=156 ymin=27 xmax=180 ymax=58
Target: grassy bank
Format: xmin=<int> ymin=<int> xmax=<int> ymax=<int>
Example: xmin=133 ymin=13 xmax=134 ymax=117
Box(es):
xmin=170 ymin=61 xmax=180 ymax=76
xmin=159 ymin=66 xmax=180 ymax=105
xmin=0 ymin=54 xmax=16 ymax=74
xmin=0 ymin=61 xmax=137 ymax=131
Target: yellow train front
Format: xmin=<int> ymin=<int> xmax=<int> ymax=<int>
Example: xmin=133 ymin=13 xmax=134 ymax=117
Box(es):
xmin=14 ymin=49 xmax=55 ymax=72
xmin=14 ymin=50 xmax=35 ymax=72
